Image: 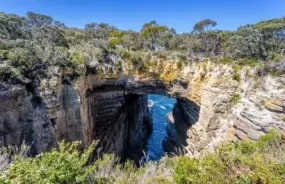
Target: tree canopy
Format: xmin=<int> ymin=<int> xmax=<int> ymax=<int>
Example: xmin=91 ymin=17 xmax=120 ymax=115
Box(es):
xmin=193 ymin=19 xmax=217 ymax=32
xmin=0 ymin=11 xmax=284 ymax=83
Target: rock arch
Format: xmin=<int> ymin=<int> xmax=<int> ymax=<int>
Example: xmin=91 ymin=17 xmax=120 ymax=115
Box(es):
xmin=81 ymin=77 xmax=200 ymax=163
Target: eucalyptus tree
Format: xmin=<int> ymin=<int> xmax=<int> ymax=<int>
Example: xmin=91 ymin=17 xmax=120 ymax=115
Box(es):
xmin=228 ymin=26 xmax=266 ymax=59
xmin=122 ymin=30 xmax=144 ymax=50
xmin=85 ymin=22 xmax=117 ymax=40
xmin=0 ymin=12 xmax=28 ymax=39
xmin=193 ymin=19 xmax=217 ymax=33
xmin=26 ymin=12 xmax=53 ymax=27
xmin=141 ymin=21 xmax=168 ymax=49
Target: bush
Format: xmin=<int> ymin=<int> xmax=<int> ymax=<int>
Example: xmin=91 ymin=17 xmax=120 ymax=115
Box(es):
xmin=1 ymin=141 xmax=96 ymax=184
xmin=220 ymin=56 xmax=234 ymax=64
xmin=0 ymin=65 xmax=21 ymax=82
xmin=232 ymin=64 xmax=241 ymax=81
xmin=0 ymin=50 xmax=8 ymax=60
xmin=8 ymin=47 xmax=37 ymax=68
xmin=174 ymin=157 xmax=199 ymax=184
xmin=230 ymin=94 xmax=241 ymax=105
xmin=121 ymin=50 xmax=131 ymax=60
xmin=1 ymin=131 xmax=285 ymax=184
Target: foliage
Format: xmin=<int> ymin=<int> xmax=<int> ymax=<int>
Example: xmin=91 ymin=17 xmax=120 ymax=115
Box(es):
xmin=141 ymin=21 xmax=168 ymax=49
xmin=227 ymin=26 xmax=266 ymax=59
xmin=0 ymin=11 xmax=284 ymax=83
xmin=232 ymin=64 xmax=241 ymax=81
xmin=174 ymin=130 xmax=285 ymax=184
xmin=193 ymin=19 xmax=217 ymax=32
xmin=26 ymin=12 xmax=53 ymax=27
xmin=1 ymin=141 xmax=96 ymax=184
xmin=1 ymin=131 xmax=285 ymax=184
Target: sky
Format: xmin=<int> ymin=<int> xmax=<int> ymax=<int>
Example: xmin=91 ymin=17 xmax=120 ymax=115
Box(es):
xmin=1 ymin=0 xmax=285 ymax=33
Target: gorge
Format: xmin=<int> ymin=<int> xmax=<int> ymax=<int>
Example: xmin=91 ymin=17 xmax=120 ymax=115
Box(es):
xmin=1 ymin=59 xmax=284 ymax=166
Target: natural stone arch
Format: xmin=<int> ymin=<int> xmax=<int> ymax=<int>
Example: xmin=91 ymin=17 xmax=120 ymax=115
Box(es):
xmin=82 ymin=76 xmax=200 ymax=163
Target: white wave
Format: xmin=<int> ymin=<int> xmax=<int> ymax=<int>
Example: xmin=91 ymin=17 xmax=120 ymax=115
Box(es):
xmin=159 ymin=105 xmax=166 ymax=110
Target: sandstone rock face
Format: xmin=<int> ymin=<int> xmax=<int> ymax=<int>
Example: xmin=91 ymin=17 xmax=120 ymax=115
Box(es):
xmin=85 ymin=78 xmax=153 ymax=163
xmin=0 ymin=84 xmax=57 ymax=154
xmin=1 ymin=60 xmax=284 ymax=163
xmin=164 ymin=62 xmax=285 ymax=157
xmin=38 ymin=67 xmax=85 ymax=145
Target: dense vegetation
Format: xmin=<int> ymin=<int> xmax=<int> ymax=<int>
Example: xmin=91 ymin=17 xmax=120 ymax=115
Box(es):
xmin=0 ymin=130 xmax=284 ymax=184
xmin=0 ymin=11 xmax=284 ymax=83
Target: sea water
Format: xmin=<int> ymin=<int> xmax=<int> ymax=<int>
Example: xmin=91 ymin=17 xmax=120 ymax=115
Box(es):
xmin=145 ymin=94 xmax=176 ymax=161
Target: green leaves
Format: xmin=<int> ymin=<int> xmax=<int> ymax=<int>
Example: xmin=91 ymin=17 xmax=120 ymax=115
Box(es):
xmin=26 ymin=12 xmax=53 ymax=27
xmin=1 ymin=131 xmax=285 ymax=184
xmin=193 ymin=19 xmax=217 ymax=33
xmin=3 ymin=141 xmax=96 ymax=184
xmin=141 ymin=21 xmax=168 ymax=49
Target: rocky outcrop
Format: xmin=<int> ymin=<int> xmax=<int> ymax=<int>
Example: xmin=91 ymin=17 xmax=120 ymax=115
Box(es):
xmin=0 ymin=84 xmax=57 ymax=154
xmin=163 ymin=97 xmax=200 ymax=155
xmin=38 ymin=67 xmax=85 ymax=145
xmin=1 ymin=60 xmax=284 ymax=163
xmin=164 ymin=62 xmax=285 ymax=157
xmin=84 ymin=78 xmax=154 ymax=163
xmin=86 ymin=91 xmax=152 ymax=163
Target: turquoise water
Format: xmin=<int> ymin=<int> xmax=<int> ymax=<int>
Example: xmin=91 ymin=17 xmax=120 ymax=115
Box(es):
xmin=145 ymin=94 xmax=176 ymax=161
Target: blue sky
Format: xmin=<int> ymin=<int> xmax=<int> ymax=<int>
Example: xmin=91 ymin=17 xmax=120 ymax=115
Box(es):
xmin=1 ymin=0 xmax=284 ymax=33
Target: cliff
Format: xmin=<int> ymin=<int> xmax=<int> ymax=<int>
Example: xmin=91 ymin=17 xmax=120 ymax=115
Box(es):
xmin=0 ymin=58 xmax=284 ymax=163
xmin=163 ymin=61 xmax=285 ymax=157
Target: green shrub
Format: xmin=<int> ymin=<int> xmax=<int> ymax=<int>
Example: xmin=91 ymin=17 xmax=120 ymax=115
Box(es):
xmin=1 ymin=131 xmax=285 ymax=184
xmin=175 ymin=157 xmax=199 ymax=184
xmin=121 ymin=50 xmax=131 ymax=60
xmin=232 ymin=64 xmax=241 ymax=81
xmin=239 ymin=140 xmax=257 ymax=154
xmin=0 ymin=50 xmax=8 ymax=60
xmin=257 ymin=129 xmax=283 ymax=149
xmin=231 ymin=94 xmax=241 ymax=105
xmin=176 ymin=60 xmax=187 ymax=70
xmin=220 ymin=56 xmax=233 ymax=64
xmin=8 ymin=47 xmax=37 ymax=67
xmin=0 ymin=65 xmax=21 ymax=82
xmin=158 ymin=53 xmax=167 ymax=60
xmin=226 ymin=93 xmax=241 ymax=111
xmin=177 ymin=54 xmax=187 ymax=63
xmin=237 ymin=58 xmax=260 ymax=67
xmin=147 ymin=177 xmax=172 ymax=184
xmin=131 ymin=51 xmax=146 ymax=68
xmin=172 ymin=91 xmax=181 ymax=97
xmin=68 ymin=51 xmax=85 ymax=66
xmin=2 ymin=141 xmax=96 ymax=184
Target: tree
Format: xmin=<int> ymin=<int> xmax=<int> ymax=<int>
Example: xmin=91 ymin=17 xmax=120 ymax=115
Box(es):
xmin=0 ymin=12 xmax=28 ymax=39
xmin=193 ymin=19 xmax=217 ymax=32
xmin=158 ymin=27 xmax=177 ymax=49
xmin=121 ymin=30 xmax=144 ymax=50
xmin=26 ymin=12 xmax=53 ymax=27
xmin=141 ymin=21 xmax=167 ymax=49
xmin=254 ymin=17 xmax=285 ymax=55
xmin=228 ymin=26 xmax=266 ymax=59
xmin=109 ymin=30 xmax=124 ymax=47
xmin=85 ymin=22 xmax=117 ymax=40
xmin=200 ymin=31 xmax=221 ymax=55
xmin=54 ymin=21 xmax=66 ymax=28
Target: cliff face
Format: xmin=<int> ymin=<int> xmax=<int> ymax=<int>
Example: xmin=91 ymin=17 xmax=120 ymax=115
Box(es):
xmin=0 ymin=84 xmax=57 ymax=154
xmin=164 ymin=61 xmax=285 ymax=157
xmin=0 ymin=70 xmax=153 ymax=163
xmin=0 ymin=60 xmax=284 ymax=162
xmin=87 ymin=92 xmax=152 ymax=163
